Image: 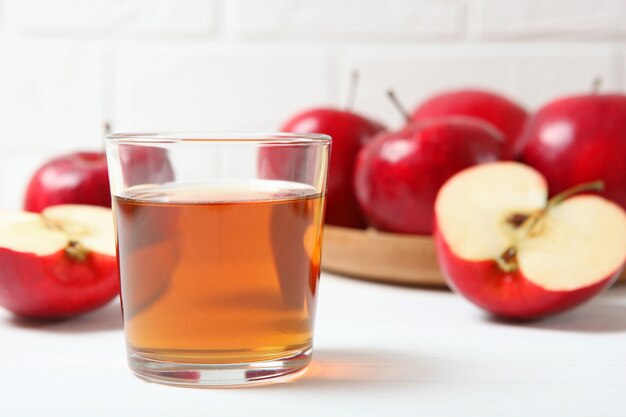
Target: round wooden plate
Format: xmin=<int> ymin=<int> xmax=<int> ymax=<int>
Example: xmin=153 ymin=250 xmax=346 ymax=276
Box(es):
xmin=321 ymin=225 xmax=626 ymax=288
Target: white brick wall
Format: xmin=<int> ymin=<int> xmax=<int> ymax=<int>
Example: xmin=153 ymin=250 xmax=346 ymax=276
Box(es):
xmin=5 ymin=0 xmax=217 ymax=37
xmin=0 ymin=151 xmax=59 ymax=210
xmin=113 ymin=43 xmax=332 ymax=131
xmin=469 ymin=0 xmax=626 ymax=39
xmin=0 ymin=0 xmax=624 ymax=208
xmin=224 ymin=0 xmax=466 ymax=41
xmin=0 ymin=39 xmax=106 ymax=152
xmin=339 ymin=44 xmax=619 ymax=128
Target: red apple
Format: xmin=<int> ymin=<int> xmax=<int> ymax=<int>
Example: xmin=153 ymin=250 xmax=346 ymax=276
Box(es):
xmin=117 ymin=146 xmax=175 ymax=189
xmin=24 ymin=148 xmax=174 ymax=213
xmin=24 ymin=152 xmax=110 ymax=212
xmin=0 ymin=204 xmax=119 ymax=319
xmin=519 ymin=93 xmax=626 ymax=210
xmin=434 ymin=162 xmax=626 ymax=320
xmin=262 ymin=108 xmax=385 ymax=228
xmin=353 ymin=117 xmax=504 ymax=235
xmin=412 ymin=89 xmax=528 ymax=159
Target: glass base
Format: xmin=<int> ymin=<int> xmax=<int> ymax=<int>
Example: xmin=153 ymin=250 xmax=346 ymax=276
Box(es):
xmin=127 ymin=347 xmax=312 ymax=388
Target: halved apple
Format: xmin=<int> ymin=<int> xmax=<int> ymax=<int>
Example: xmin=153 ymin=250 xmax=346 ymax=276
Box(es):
xmin=0 ymin=205 xmax=119 ymax=319
xmin=434 ymin=162 xmax=626 ymax=319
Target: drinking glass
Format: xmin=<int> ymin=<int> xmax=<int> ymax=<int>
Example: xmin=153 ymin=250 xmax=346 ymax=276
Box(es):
xmin=105 ymin=132 xmax=330 ymax=387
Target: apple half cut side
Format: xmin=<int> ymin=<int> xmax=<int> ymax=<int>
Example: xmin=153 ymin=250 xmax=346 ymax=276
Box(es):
xmin=434 ymin=162 xmax=626 ymax=320
xmin=0 ymin=205 xmax=119 ymax=319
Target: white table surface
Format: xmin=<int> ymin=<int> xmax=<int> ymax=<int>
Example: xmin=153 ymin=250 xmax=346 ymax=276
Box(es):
xmin=2 ymin=272 xmax=626 ymax=417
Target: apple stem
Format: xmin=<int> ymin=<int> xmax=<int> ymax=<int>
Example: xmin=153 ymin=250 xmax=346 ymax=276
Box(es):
xmin=387 ymin=90 xmax=411 ymax=123
xmin=524 ymin=180 xmax=604 ymax=237
xmin=42 ymin=216 xmax=91 ymax=262
xmin=498 ymin=180 xmax=605 ymax=272
xmin=592 ymin=77 xmax=602 ymax=94
xmin=515 ymin=180 xmax=604 ymax=234
xmin=345 ymin=70 xmax=359 ymax=111
xmin=547 ymin=180 xmax=604 ymax=209
xmin=102 ymin=121 xmax=112 ymax=153
xmin=496 ymin=247 xmax=518 ymax=273
xmin=65 ymin=240 xmax=90 ymax=262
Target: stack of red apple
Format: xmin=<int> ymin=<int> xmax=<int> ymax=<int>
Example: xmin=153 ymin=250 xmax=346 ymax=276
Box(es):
xmin=1 ymin=85 xmax=625 ymax=322
xmin=280 ymin=86 xmax=626 ymax=319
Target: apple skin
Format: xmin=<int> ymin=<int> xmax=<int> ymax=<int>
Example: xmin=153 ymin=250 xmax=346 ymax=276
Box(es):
xmin=519 ymin=94 xmax=626 ymax=210
xmin=433 ymin=225 xmax=620 ymax=320
xmin=24 ymin=152 xmax=110 ymax=213
xmin=353 ymin=117 xmax=504 ymax=235
xmin=0 ymin=248 xmax=119 ymax=320
xmin=24 ymin=149 xmax=174 ymax=213
xmin=118 ymin=147 xmax=175 ymax=189
xmin=270 ymin=108 xmax=385 ymax=228
xmin=412 ymin=89 xmax=528 ymax=159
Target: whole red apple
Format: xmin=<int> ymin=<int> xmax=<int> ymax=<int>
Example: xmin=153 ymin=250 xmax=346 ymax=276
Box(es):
xmin=519 ymin=93 xmax=626 ymax=210
xmin=412 ymin=89 xmax=528 ymax=159
xmin=0 ymin=205 xmax=119 ymax=319
xmin=434 ymin=162 xmax=626 ymax=320
xmin=262 ymin=108 xmax=385 ymax=228
xmin=24 ymin=152 xmax=110 ymax=212
xmin=24 ymin=148 xmax=174 ymax=213
xmin=353 ymin=117 xmax=504 ymax=235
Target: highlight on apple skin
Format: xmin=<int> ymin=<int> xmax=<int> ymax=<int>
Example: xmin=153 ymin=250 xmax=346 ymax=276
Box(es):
xmin=433 ymin=162 xmax=626 ymax=320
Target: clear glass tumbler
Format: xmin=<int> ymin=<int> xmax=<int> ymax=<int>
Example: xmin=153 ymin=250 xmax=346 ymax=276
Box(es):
xmin=105 ymin=132 xmax=330 ymax=387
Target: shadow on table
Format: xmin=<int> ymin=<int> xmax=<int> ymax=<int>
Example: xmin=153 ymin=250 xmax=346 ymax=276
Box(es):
xmin=485 ymin=283 xmax=626 ymax=333
xmin=329 ymin=271 xmax=450 ymax=292
xmin=268 ymin=348 xmax=432 ymax=391
xmin=5 ymin=300 xmax=123 ymax=333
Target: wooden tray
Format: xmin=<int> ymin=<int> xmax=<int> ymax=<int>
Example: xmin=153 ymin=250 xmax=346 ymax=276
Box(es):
xmin=321 ymin=225 xmax=626 ymax=288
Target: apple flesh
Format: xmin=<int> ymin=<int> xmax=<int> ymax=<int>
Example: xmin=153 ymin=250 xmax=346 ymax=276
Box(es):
xmin=519 ymin=93 xmax=626 ymax=210
xmin=353 ymin=117 xmax=504 ymax=235
xmin=434 ymin=162 xmax=626 ymax=319
xmin=0 ymin=205 xmax=119 ymax=319
xmin=412 ymin=89 xmax=528 ymax=159
xmin=266 ymin=108 xmax=385 ymax=228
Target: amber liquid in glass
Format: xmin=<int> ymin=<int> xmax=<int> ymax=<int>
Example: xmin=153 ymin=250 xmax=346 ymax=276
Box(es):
xmin=114 ymin=181 xmax=324 ymax=365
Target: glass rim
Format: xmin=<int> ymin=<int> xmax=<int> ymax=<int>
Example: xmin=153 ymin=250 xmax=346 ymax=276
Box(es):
xmin=105 ymin=131 xmax=331 ymax=145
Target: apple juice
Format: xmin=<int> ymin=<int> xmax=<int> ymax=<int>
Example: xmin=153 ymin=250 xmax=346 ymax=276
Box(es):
xmin=113 ymin=180 xmax=325 ymax=364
